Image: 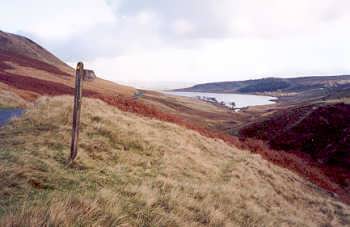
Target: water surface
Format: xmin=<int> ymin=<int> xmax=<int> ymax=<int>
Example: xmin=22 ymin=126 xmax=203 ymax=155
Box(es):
xmin=0 ymin=108 xmax=24 ymax=126
xmin=164 ymin=91 xmax=276 ymax=109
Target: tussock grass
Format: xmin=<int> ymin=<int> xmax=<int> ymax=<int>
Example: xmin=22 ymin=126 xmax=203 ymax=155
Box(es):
xmin=0 ymin=96 xmax=349 ymax=226
xmin=0 ymin=90 xmax=28 ymax=108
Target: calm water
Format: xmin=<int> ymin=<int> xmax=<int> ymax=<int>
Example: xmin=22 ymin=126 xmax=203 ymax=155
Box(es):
xmin=164 ymin=91 xmax=276 ymax=109
xmin=0 ymin=108 xmax=24 ymax=126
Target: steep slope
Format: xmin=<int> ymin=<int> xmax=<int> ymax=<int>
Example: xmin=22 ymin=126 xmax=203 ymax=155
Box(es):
xmin=1 ymin=96 xmax=349 ymax=226
xmin=240 ymin=102 xmax=350 ymax=165
xmin=240 ymin=101 xmax=350 ymax=196
xmin=0 ymin=44 xmax=136 ymax=100
xmin=0 ymin=31 xmax=72 ymax=74
xmin=0 ymin=30 xmax=143 ymax=102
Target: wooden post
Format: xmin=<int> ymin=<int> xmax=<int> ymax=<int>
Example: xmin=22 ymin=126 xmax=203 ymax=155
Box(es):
xmin=69 ymin=62 xmax=84 ymax=163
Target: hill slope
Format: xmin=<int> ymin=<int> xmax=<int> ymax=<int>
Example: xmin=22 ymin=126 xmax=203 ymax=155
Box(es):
xmin=0 ymin=31 xmax=72 ymax=74
xmin=241 ymin=103 xmax=350 ymax=165
xmin=0 ymin=30 xmax=236 ymax=129
xmin=1 ymin=96 xmax=349 ymax=226
xmin=240 ymin=101 xmax=350 ymax=192
xmin=177 ymin=76 xmax=350 ymax=95
xmin=0 ymin=30 xmax=141 ymax=101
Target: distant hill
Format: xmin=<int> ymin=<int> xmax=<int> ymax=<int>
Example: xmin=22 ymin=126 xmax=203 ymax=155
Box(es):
xmin=176 ymin=76 xmax=350 ymax=95
xmin=0 ymin=31 xmax=72 ymax=74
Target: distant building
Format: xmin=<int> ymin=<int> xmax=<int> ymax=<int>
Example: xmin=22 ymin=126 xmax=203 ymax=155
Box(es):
xmin=84 ymin=70 xmax=97 ymax=81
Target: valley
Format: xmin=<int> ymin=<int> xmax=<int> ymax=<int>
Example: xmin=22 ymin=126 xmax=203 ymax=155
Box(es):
xmin=0 ymin=30 xmax=350 ymax=226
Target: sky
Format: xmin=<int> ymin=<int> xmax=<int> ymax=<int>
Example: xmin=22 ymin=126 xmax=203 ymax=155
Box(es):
xmin=1 ymin=0 xmax=350 ymax=88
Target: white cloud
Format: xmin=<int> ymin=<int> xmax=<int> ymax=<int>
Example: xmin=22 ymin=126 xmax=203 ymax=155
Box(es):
xmin=135 ymin=10 xmax=157 ymax=25
xmin=88 ymin=33 xmax=350 ymax=84
xmin=1 ymin=0 xmax=115 ymax=40
xmin=2 ymin=0 xmax=350 ymax=86
xmin=173 ymin=19 xmax=195 ymax=36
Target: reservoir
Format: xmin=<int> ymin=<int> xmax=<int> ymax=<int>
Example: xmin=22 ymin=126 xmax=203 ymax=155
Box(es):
xmin=164 ymin=91 xmax=276 ymax=109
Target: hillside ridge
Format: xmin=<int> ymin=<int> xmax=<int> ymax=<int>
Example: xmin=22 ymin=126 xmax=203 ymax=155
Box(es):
xmin=176 ymin=76 xmax=350 ymax=95
xmin=0 ymin=31 xmax=72 ymax=74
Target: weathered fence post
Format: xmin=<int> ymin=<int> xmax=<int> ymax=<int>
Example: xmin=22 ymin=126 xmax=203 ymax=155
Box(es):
xmin=69 ymin=62 xmax=84 ymax=163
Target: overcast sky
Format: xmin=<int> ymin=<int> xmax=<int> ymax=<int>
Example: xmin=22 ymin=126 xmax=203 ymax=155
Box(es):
xmin=1 ymin=0 xmax=350 ymax=88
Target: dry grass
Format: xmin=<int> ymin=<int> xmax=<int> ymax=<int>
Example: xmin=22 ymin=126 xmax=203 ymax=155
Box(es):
xmin=139 ymin=91 xmax=239 ymax=130
xmin=0 ymin=89 xmax=28 ymax=108
xmin=325 ymin=97 xmax=350 ymax=105
xmin=2 ymin=60 xmax=136 ymax=99
xmin=0 ymin=96 xmax=349 ymax=226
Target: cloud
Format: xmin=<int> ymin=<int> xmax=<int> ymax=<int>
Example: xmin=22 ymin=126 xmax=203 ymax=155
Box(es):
xmin=2 ymin=0 xmax=350 ymax=85
xmin=1 ymin=0 xmax=115 ymax=39
xmin=88 ymin=32 xmax=350 ymax=84
xmin=173 ymin=19 xmax=195 ymax=36
xmin=110 ymin=0 xmax=350 ymax=39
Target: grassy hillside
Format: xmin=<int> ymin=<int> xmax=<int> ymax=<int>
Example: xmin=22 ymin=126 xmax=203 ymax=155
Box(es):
xmin=1 ymin=96 xmax=349 ymax=226
xmin=0 ymin=48 xmax=136 ymax=100
xmin=240 ymin=101 xmax=350 ymax=197
xmin=0 ymin=90 xmax=28 ymax=108
xmin=0 ymin=31 xmax=72 ymax=74
xmin=0 ymin=30 xmax=237 ymax=131
xmin=241 ymin=103 xmax=350 ymax=165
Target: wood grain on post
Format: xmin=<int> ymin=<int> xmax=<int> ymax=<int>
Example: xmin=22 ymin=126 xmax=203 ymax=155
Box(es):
xmin=69 ymin=62 xmax=84 ymax=163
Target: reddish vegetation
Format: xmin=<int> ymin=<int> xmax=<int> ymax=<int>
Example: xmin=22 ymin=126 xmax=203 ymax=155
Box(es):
xmin=104 ymin=94 xmax=350 ymax=203
xmin=271 ymin=104 xmax=350 ymax=167
xmin=241 ymin=104 xmax=350 ymax=203
xmin=241 ymin=104 xmax=350 ymax=169
xmin=0 ymin=71 xmax=74 ymax=98
xmin=0 ymin=51 xmax=71 ymax=77
xmin=239 ymin=139 xmax=350 ymax=204
xmin=1 ymin=53 xmax=349 ymax=204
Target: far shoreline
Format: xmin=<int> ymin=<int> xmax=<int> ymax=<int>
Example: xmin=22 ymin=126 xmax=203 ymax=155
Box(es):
xmin=162 ymin=90 xmax=278 ymax=109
